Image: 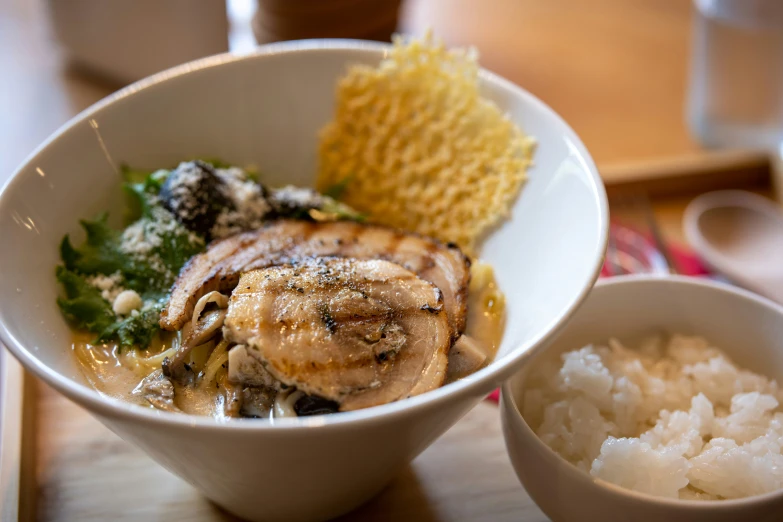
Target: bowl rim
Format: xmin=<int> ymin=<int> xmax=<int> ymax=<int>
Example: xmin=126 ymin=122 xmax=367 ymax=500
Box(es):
xmin=501 ymin=274 xmax=783 ymax=508
xmin=0 ymin=38 xmax=608 ymax=431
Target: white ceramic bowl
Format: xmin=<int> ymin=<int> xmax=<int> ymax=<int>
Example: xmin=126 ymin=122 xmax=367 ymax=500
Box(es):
xmin=501 ymin=276 xmax=783 ymax=522
xmin=0 ymin=41 xmax=607 ymax=522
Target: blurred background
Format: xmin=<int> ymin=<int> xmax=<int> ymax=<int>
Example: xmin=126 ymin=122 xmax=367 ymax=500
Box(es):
xmin=5 ymin=0 xmax=781 ymax=256
xmin=1 ymin=0 xmax=782 ymax=519
xmin=3 ymin=0 xmax=781 ymax=179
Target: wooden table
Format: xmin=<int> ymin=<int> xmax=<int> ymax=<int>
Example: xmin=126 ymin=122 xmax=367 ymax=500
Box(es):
xmin=402 ymin=0 xmax=701 ymax=176
xmin=1 ymin=0 xmax=776 ymax=520
xmin=0 ymin=0 xmax=726 ymax=179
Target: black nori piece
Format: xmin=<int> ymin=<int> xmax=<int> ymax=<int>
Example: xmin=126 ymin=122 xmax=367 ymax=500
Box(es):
xmin=293 ymin=394 xmax=340 ymax=416
xmin=159 ymin=160 xmax=231 ymax=237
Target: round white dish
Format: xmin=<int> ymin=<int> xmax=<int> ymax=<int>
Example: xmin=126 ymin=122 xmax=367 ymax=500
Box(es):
xmin=501 ymin=275 xmax=783 ymax=522
xmin=0 ymin=40 xmax=607 ymax=522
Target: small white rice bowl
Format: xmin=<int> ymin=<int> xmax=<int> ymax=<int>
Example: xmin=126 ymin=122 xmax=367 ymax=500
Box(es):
xmin=523 ymin=335 xmax=783 ymax=500
xmin=502 ymin=276 xmax=783 ymax=522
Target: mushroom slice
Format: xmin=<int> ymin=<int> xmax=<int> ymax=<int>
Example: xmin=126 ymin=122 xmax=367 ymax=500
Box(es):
xmin=227 ymin=344 xmax=279 ymax=388
xmin=240 ymin=387 xmax=277 ymax=418
xmin=222 ymin=258 xmax=452 ymax=411
xmin=162 ymin=292 xmax=229 ymax=381
xmin=223 ymin=381 xmax=244 ymax=418
xmin=132 ymin=369 xmax=180 ymax=412
xmin=190 ymin=291 xmax=229 ymax=330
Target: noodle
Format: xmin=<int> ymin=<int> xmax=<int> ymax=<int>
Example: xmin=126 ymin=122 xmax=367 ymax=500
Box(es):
xmin=200 ymin=339 xmax=231 ymax=389
xmin=71 ymin=264 xmax=506 ymax=419
xmin=116 ymin=330 xmax=178 ymax=375
xmin=123 ymin=344 xmax=178 ymax=373
xmin=186 ymin=340 xmax=216 ymax=373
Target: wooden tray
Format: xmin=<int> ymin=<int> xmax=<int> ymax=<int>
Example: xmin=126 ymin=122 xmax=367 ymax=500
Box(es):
xmin=0 ymin=348 xmax=36 ymax=521
xmin=6 ymin=153 xmax=776 ymax=521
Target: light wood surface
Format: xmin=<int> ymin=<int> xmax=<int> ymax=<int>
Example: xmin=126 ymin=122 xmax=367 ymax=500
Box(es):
xmin=1 ymin=0 xmax=777 ymax=521
xmin=3 ymin=0 xmax=713 ymax=182
xmin=0 ymin=351 xmax=23 ymax=522
xmin=401 ymin=0 xmax=703 ymax=178
xmin=603 ymin=150 xmax=771 ymax=198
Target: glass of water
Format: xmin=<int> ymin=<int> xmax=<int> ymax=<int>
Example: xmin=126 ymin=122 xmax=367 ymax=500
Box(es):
xmin=687 ymin=0 xmax=783 ymax=150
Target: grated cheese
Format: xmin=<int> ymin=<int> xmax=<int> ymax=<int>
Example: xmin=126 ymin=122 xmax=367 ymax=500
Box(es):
xmin=86 ymin=272 xmax=125 ymax=303
xmin=120 ymin=206 xmax=203 ymax=277
xmin=112 ymin=289 xmax=143 ymax=316
xmin=317 ymin=32 xmax=535 ymax=253
xmin=211 ymin=167 xmax=271 ymax=239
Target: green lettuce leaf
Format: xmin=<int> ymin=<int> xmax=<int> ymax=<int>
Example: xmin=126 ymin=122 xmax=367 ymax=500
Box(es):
xmin=152 ymin=224 xmax=204 ymax=282
xmin=58 ymin=194 xmax=204 ymax=347
xmin=122 ymin=170 xmax=204 ymax=281
xmin=56 ymin=265 xmax=166 ymax=348
xmin=323 ymin=175 xmax=353 ymax=200
xmin=316 ymin=196 xmax=366 ymax=222
xmin=59 ymin=214 xmax=159 ymax=292
xmin=55 ymin=267 xmax=115 ymax=333
xmin=97 ymin=303 xmax=164 ymax=349
xmin=194 ymin=157 xmax=231 ymax=169
xmin=123 ymin=169 xmax=169 ymax=223
xmin=120 ymin=164 xmax=154 ymax=184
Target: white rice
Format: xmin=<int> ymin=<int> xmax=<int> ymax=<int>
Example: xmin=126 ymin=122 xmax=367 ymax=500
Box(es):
xmin=523 ymin=335 xmax=783 ymax=500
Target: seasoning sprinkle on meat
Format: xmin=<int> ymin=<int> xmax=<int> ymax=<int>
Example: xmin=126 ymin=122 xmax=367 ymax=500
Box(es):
xmin=160 ymin=220 xmax=470 ymax=339
xmin=222 ymin=258 xmax=451 ymax=411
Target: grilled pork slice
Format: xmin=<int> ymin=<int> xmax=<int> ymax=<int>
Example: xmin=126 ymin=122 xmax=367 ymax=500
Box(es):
xmin=222 ymin=258 xmax=451 ymax=411
xmin=160 ymin=220 xmax=470 ymax=337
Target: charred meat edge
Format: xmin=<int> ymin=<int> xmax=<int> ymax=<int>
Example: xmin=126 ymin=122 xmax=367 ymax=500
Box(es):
xmin=160 ymin=220 xmax=470 ymax=339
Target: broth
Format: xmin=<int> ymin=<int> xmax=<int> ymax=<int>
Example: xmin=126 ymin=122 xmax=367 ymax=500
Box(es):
xmin=72 ymin=262 xmax=505 ymax=418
